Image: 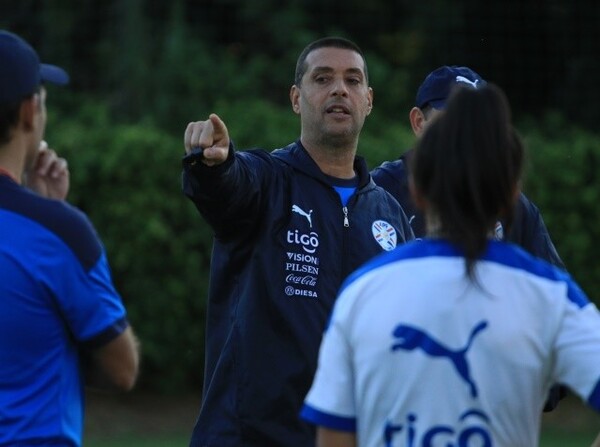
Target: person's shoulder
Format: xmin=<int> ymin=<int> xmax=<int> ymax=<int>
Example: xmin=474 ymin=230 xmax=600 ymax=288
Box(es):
xmin=240 ymin=142 xmax=297 ymax=166
xmin=371 ymin=158 xmax=406 ymax=180
xmin=368 ymin=182 xmax=403 ymax=207
xmin=13 ymin=191 xmax=102 ymax=270
xmin=47 ymin=201 xmax=103 ymax=270
xmin=487 ymin=241 xmax=564 ymax=280
xmin=221 ymin=145 xmax=290 ymax=179
xmin=511 ymin=192 xmax=547 ymax=234
xmin=516 ymin=192 xmax=541 ymax=215
xmin=489 ymin=241 xmax=590 ymax=309
xmin=270 ymin=141 xmax=304 ymax=162
xmin=369 ymin=159 xmax=414 ymax=212
xmin=371 ymin=150 xmax=413 ymax=187
xmin=270 ymin=141 xmax=298 ymax=155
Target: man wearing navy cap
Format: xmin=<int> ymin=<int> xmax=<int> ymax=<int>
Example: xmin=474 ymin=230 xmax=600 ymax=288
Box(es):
xmin=371 ymin=65 xmax=567 ymax=411
xmin=0 ymin=30 xmax=140 ymax=446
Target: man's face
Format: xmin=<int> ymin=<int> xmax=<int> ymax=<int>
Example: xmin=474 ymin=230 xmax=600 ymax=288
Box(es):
xmin=290 ymin=47 xmax=373 ymax=148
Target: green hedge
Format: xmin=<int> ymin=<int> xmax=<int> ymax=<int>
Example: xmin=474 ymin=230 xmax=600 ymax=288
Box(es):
xmin=45 ymin=98 xmax=600 ymax=392
xmin=521 ymin=112 xmax=600 ymax=298
xmin=48 ymin=100 xmax=212 ymax=392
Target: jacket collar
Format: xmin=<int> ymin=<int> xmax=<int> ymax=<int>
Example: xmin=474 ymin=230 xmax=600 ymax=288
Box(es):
xmin=271 ymin=140 xmax=373 ymax=189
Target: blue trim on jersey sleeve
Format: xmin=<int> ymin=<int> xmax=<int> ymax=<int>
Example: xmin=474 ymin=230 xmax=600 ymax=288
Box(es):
xmin=564 ymin=281 xmax=591 ymax=309
xmin=300 ymin=404 xmax=356 ymax=432
xmin=483 ymin=241 xmax=590 ymax=309
xmin=587 ymin=379 xmax=600 ymax=411
xmin=81 ymin=316 xmax=129 ymax=350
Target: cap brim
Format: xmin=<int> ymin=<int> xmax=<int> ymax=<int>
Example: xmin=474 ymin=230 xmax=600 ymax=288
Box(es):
xmin=40 ymin=63 xmax=69 ymax=86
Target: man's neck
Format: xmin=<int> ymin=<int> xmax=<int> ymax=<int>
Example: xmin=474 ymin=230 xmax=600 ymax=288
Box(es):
xmin=301 ymin=139 xmax=357 ymax=179
xmin=0 ymin=139 xmax=28 ymax=184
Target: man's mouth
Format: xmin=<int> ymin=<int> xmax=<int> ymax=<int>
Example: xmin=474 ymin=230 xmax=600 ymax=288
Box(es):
xmin=326 ymin=105 xmax=350 ymax=114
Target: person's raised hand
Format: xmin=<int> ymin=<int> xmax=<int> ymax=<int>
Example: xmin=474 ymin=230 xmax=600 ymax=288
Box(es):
xmin=24 ymin=140 xmax=70 ymax=200
xmin=184 ymin=113 xmax=230 ymax=167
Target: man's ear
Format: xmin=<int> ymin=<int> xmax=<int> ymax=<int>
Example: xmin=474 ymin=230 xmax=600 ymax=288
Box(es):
xmin=409 ymin=107 xmax=427 ymax=137
xmin=290 ymin=85 xmax=300 ymax=115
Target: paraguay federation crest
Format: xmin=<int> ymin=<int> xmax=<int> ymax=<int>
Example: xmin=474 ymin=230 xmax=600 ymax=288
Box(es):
xmin=372 ymin=220 xmax=397 ymax=251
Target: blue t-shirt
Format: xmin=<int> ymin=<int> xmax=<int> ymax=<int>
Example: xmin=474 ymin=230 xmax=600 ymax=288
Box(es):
xmin=325 ymin=174 xmax=358 ymax=206
xmin=0 ymin=176 xmax=127 ymax=446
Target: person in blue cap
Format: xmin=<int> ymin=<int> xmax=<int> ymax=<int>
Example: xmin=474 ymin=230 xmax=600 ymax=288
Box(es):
xmin=371 ymin=65 xmax=567 ymax=411
xmin=0 ymin=30 xmax=140 ymax=446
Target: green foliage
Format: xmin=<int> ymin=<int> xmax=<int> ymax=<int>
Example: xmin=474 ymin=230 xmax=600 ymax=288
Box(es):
xmin=42 ymin=93 xmax=418 ymax=392
xmin=43 ymin=93 xmax=600 ymax=394
xmin=5 ymin=1 xmax=599 ymax=394
xmin=212 ymin=98 xmax=298 ymax=150
xmin=359 ymin=108 xmax=416 ymax=167
xmin=47 ymin=100 xmax=212 ymax=392
xmin=521 ymin=113 xmax=600 ymax=301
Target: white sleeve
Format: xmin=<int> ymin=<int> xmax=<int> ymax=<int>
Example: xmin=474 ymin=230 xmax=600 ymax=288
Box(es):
xmin=553 ymin=296 xmax=600 ymax=411
xmin=301 ymin=297 xmax=357 ymax=431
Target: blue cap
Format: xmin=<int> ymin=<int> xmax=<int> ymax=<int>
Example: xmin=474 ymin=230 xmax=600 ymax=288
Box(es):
xmin=0 ymin=30 xmax=69 ymax=104
xmin=415 ymin=65 xmax=485 ymax=110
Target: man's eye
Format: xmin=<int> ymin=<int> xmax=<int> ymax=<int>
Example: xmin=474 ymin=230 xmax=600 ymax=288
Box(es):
xmin=315 ymin=76 xmax=329 ymax=84
xmin=347 ymin=78 xmax=361 ymax=85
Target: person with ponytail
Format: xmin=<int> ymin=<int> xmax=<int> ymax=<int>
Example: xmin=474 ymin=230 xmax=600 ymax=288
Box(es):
xmin=301 ymin=83 xmax=600 ymax=447
xmin=409 ymin=83 xmax=524 ymax=279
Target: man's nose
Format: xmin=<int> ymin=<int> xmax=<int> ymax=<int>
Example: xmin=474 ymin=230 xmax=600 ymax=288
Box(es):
xmin=330 ymin=78 xmax=349 ymax=96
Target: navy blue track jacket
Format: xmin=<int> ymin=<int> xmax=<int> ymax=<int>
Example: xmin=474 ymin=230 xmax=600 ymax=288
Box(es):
xmin=370 ymin=149 xmax=564 ymax=269
xmin=182 ymin=141 xmax=414 ymax=447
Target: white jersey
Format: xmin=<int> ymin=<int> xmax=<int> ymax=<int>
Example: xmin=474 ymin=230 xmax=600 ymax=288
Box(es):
xmin=301 ymin=239 xmax=600 ymax=447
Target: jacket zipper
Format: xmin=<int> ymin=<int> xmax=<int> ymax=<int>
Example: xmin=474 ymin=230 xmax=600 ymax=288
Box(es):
xmin=342 ymin=206 xmax=349 ymax=227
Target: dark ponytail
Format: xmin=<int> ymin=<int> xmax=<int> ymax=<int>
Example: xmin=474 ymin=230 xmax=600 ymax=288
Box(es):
xmin=411 ymin=83 xmax=524 ymax=279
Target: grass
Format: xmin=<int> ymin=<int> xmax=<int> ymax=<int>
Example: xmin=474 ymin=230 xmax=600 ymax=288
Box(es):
xmin=85 ymin=434 xmax=597 ymax=447
xmin=84 ymin=390 xmax=199 ymax=447
xmin=540 ymin=433 xmax=598 ymax=447
xmin=539 ymin=394 xmax=600 ymax=447
xmin=83 ymin=391 xmax=599 ymax=447
xmin=86 ymin=435 xmax=190 ymax=447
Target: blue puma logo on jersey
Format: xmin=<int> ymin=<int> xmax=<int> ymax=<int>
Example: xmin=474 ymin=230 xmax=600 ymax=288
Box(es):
xmin=391 ymin=321 xmax=488 ymax=398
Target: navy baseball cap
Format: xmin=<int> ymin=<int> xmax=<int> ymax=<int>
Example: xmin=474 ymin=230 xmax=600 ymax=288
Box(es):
xmin=0 ymin=30 xmax=69 ymax=104
xmin=415 ymin=65 xmax=485 ymax=110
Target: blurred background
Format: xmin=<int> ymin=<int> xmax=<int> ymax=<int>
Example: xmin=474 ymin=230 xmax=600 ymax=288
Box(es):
xmin=2 ymin=0 xmax=599 ymax=445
